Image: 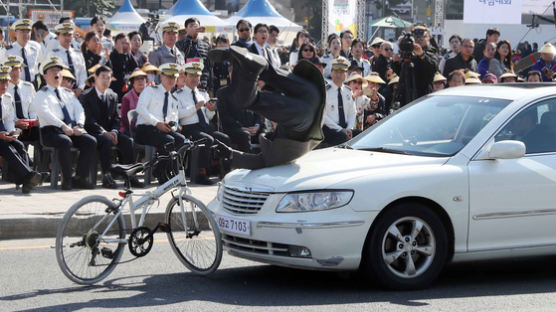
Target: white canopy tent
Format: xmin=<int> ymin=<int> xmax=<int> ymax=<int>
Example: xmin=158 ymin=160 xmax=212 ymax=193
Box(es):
xmin=107 ymin=0 xmax=146 ymax=33
xmin=226 ymin=0 xmax=302 ymax=44
xmin=162 ymin=0 xmax=233 ymax=33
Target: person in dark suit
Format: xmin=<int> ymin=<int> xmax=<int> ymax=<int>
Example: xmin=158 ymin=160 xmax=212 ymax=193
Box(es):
xmin=176 ymin=17 xmax=211 ymax=91
xmin=231 ymin=20 xmax=252 ymax=48
xmin=217 ymin=85 xmax=262 ymax=152
xmin=209 ymin=46 xmax=326 ymax=169
xmin=109 ymin=33 xmax=138 ymax=101
xmin=248 ymin=24 xmax=274 ymax=66
xmin=80 ymin=65 xmax=142 ymax=188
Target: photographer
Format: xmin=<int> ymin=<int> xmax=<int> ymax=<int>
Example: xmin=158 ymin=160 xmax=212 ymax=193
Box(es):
xmin=392 ymin=25 xmax=438 ymax=107
xmin=176 ymin=18 xmax=211 ymax=91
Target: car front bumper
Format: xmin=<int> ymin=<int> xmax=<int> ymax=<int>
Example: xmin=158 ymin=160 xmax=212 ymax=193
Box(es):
xmin=208 ymin=193 xmax=378 ymax=271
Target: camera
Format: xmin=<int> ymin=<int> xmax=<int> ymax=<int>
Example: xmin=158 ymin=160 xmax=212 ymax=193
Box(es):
xmin=398 ymin=32 xmax=415 ymax=59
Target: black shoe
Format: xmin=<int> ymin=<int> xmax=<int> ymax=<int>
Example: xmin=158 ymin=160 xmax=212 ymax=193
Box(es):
xmin=61 ymin=178 xmax=72 ymax=190
xmin=229 ymin=46 xmax=268 ymax=75
xmin=129 ymin=176 xmax=144 ymax=188
xmin=207 ymin=48 xmax=231 ymax=63
xmin=73 ymin=176 xmax=95 ymax=189
xmin=213 ymin=139 xmax=233 ymax=159
xmin=102 ymin=173 xmax=117 ymax=189
xmin=22 ymin=171 xmax=42 ymax=194
xmin=195 ymin=174 xmax=214 ymax=185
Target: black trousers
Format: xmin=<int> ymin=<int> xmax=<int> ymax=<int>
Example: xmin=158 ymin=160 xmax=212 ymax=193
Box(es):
xmin=322 ymin=126 xmax=349 ymax=147
xmin=181 ymin=123 xmax=231 ymax=170
xmin=95 ymin=132 xmax=135 ymax=173
xmin=0 ymin=139 xmax=32 ymax=184
xmin=40 ymin=126 xmax=97 ymax=181
xmin=19 ymin=126 xmax=39 ymax=142
xmin=135 ymin=125 xmax=186 ymax=153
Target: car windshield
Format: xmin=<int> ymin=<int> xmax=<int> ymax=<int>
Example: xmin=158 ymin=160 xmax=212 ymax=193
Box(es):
xmin=350 ymin=95 xmax=512 ymax=157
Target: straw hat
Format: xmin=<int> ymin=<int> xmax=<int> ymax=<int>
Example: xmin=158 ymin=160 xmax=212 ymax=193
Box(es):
xmin=363 ymin=72 xmax=386 ymax=84
xmin=141 ymin=63 xmax=160 ymax=72
xmin=61 ymin=69 xmax=76 ymax=81
xmin=128 ymin=69 xmax=147 ymax=81
xmin=345 ymin=72 xmax=366 ymax=85
xmin=433 ymin=72 xmax=447 ymax=83
xmin=388 ymin=74 xmax=399 ymax=85
xmin=465 ymin=77 xmax=482 ymax=84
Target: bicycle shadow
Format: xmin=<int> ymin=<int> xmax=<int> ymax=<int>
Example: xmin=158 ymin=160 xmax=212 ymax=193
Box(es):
xmin=7 ymin=255 xmax=556 ymax=311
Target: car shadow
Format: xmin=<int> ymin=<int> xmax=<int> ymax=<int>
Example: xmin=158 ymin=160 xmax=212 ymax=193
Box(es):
xmin=5 ymin=255 xmax=556 ymax=311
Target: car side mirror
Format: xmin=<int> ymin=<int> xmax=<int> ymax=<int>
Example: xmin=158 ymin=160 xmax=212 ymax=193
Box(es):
xmin=478 ymin=140 xmax=526 ymax=160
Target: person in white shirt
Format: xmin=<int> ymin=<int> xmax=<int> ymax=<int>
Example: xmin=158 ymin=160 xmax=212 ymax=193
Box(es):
xmin=0 ymin=65 xmax=42 ymax=193
xmin=43 ymin=22 xmax=88 ymax=97
xmin=321 ymin=35 xmax=342 ymax=79
xmin=322 ymin=57 xmax=356 ymax=146
xmin=175 ymin=61 xmax=230 ymax=185
xmin=33 ymin=56 xmax=97 ymax=190
xmin=3 ymin=55 xmax=38 ymax=141
xmin=266 ymin=25 xmax=282 ymax=67
xmin=3 ymin=19 xmax=42 ymax=84
xmin=134 ymin=62 xmax=187 ymax=184
xmin=350 ymin=39 xmax=371 ymax=77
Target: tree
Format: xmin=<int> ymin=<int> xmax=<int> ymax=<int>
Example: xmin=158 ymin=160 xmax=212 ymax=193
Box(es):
xmin=63 ymin=0 xmax=116 ymax=17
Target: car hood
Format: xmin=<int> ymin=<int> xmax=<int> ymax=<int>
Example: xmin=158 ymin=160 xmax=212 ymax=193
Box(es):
xmin=223 ymin=147 xmax=448 ymax=193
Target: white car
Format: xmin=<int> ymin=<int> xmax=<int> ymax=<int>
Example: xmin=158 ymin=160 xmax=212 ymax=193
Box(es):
xmin=208 ymin=84 xmax=556 ymax=289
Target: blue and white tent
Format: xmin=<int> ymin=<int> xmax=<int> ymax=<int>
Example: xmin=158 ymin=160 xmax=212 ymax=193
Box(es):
xmin=107 ymin=0 xmax=146 ymax=33
xmin=226 ymin=0 xmax=302 ymax=33
xmin=163 ymin=0 xmax=233 ymax=32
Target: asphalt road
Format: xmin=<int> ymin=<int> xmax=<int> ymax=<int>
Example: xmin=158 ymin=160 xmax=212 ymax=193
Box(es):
xmin=2 ymin=236 xmax=556 ymax=311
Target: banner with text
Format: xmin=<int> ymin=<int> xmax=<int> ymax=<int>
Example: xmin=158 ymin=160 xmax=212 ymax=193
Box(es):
xmin=464 ymin=0 xmax=523 ymax=24
xmin=328 ymin=0 xmax=358 ymax=37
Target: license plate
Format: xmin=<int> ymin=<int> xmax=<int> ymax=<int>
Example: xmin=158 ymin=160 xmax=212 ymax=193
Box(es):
xmin=216 ymin=215 xmax=251 ymax=236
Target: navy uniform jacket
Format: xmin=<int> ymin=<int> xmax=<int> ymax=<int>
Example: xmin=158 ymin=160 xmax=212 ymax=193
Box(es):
xmin=79 ymin=87 xmax=120 ymax=136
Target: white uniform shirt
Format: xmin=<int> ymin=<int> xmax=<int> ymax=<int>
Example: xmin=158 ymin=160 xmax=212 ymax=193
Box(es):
xmin=44 ymin=45 xmax=88 ymax=89
xmin=33 ymin=85 xmax=85 ymax=128
xmin=136 ymin=85 xmax=181 ymax=127
xmin=8 ymin=80 xmax=36 ymax=119
xmin=3 ymin=41 xmax=42 ymax=82
xmin=0 ymin=93 xmax=15 ymax=132
xmin=351 ymin=57 xmax=372 ymax=77
xmin=324 ymin=83 xmax=356 ymax=131
xmin=175 ymin=85 xmax=209 ymax=126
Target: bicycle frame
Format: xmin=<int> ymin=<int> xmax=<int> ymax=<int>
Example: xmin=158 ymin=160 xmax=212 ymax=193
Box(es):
xmin=91 ymin=168 xmax=191 ymax=245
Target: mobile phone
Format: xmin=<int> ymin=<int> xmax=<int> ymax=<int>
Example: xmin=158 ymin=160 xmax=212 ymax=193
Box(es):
xmin=168 ymin=121 xmax=176 ymax=127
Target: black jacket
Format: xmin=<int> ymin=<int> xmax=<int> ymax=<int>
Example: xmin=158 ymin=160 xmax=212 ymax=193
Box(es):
xmin=83 ymin=50 xmax=112 ymax=72
xmin=442 ymin=53 xmax=477 ymax=77
xmin=109 ymin=50 xmax=138 ymax=100
xmin=372 ymin=54 xmax=392 ymax=83
xmin=393 ymin=44 xmax=438 ymax=106
xmin=80 ymin=87 xmax=120 ymax=137
xmin=176 ymin=35 xmax=211 ymax=90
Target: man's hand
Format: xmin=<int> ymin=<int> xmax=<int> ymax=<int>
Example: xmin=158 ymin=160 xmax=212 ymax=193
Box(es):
xmin=195 ymin=100 xmax=205 ymax=111
xmin=342 ymin=128 xmax=353 ymax=140
xmin=104 ymin=131 xmax=118 ymax=145
xmin=393 ymin=53 xmax=402 ymax=62
xmin=61 ymin=124 xmax=74 ymax=136
xmin=413 ymin=43 xmax=424 ymax=57
xmin=72 ymin=126 xmax=84 ymax=136
xmin=0 ymin=131 xmax=15 ymax=142
xmin=15 ymin=119 xmax=29 ymax=130
xmin=206 ymin=101 xmax=216 ymax=111
xmin=74 ymin=88 xmax=83 ymax=97
xmin=352 ymin=89 xmax=363 ymax=98
xmin=156 ymin=122 xmax=172 ymax=133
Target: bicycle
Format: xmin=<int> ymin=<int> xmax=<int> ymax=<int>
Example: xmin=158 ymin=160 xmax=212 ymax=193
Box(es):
xmin=55 ymin=139 xmax=222 ymax=285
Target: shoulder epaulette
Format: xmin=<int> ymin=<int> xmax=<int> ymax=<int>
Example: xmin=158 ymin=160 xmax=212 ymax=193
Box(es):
xmin=21 ymin=81 xmax=34 ymax=87
xmin=326 ymin=84 xmax=332 ymax=90
xmin=344 ymin=85 xmax=351 ymax=91
xmin=151 ymin=85 xmax=159 ymax=89
xmin=62 ymin=87 xmax=73 ymax=93
xmin=171 ymin=94 xmax=179 ymax=101
xmin=51 ymin=48 xmax=60 ymax=52
xmin=174 ymin=88 xmax=183 ymax=94
xmin=5 ymin=45 xmax=13 ymax=50
xmin=40 ymin=86 xmax=48 ymax=92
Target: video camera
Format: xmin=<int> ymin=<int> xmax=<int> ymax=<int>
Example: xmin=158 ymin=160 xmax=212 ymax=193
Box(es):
xmin=398 ymin=32 xmax=415 ymax=59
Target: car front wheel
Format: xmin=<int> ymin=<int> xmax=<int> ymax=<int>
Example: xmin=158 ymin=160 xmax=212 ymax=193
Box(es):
xmin=364 ymin=202 xmax=449 ymax=290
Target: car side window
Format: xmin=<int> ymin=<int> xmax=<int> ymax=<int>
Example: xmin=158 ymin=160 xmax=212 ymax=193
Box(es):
xmin=495 ymin=98 xmax=556 ymax=154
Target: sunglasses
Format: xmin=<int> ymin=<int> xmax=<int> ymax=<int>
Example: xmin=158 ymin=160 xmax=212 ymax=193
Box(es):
xmin=350 ymin=80 xmax=363 ymax=84
xmin=302 ymin=49 xmax=313 ymax=52
xmin=239 ymin=28 xmax=250 ymax=32
xmin=383 ymin=48 xmax=393 ymax=51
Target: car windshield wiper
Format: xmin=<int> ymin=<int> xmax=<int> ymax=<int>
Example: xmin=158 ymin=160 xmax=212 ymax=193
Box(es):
xmin=336 ymin=144 xmax=353 ymax=149
xmin=357 ymin=147 xmax=411 ymax=155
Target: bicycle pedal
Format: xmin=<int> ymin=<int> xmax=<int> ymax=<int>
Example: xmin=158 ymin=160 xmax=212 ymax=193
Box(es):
xmin=156 ymin=222 xmax=171 ymax=233
xmin=101 ymin=247 xmax=114 ymax=259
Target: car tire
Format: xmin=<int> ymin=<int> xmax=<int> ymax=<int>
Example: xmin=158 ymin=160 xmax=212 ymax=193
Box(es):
xmin=363 ymin=202 xmax=449 ymax=290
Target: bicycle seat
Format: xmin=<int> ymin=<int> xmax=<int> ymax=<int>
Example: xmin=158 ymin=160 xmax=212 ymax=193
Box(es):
xmin=110 ymin=163 xmax=144 ymax=177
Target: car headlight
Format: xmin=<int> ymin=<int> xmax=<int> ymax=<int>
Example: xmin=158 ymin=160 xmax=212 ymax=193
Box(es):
xmin=217 ymin=182 xmax=224 ymax=202
xmin=276 ymin=191 xmax=354 ymax=213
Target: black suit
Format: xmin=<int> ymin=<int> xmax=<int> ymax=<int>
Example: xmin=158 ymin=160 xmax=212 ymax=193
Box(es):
xmin=80 ymin=87 xmax=135 ymax=173
xmin=248 ymin=43 xmax=274 ymax=67
xmin=109 ymin=50 xmax=138 ymax=100
xmin=217 ymin=86 xmax=262 ymax=152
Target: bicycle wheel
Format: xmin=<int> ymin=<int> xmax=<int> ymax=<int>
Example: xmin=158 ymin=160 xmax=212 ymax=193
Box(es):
xmin=165 ymin=194 xmax=222 ymax=275
xmin=55 ymin=195 xmax=126 ymax=285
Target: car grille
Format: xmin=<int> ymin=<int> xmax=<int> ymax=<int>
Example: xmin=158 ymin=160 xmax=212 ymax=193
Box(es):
xmin=222 ymin=234 xmax=290 ymax=257
xmin=222 ymin=186 xmax=270 ymax=214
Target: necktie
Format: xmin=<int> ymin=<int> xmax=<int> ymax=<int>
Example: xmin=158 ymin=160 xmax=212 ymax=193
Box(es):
xmin=169 ymin=48 xmax=174 ymax=56
xmin=192 ymin=89 xmax=208 ymax=128
xmin=337 ymin=87 xmax=347 ymax=129
xmin=162 ymin=91 xmax=168 ymax=121
xmin=21 ymin=48 xmax=31 ymax=82
xmin=14 ymin=85 xmax=24 ymax=119
xmin=0 ymin=97 xmax=6 ymax=132
xmin=66 ymin=50 xmax=75 ymax=74
xmin=55 ymin=88 xmax=73 ymax=127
